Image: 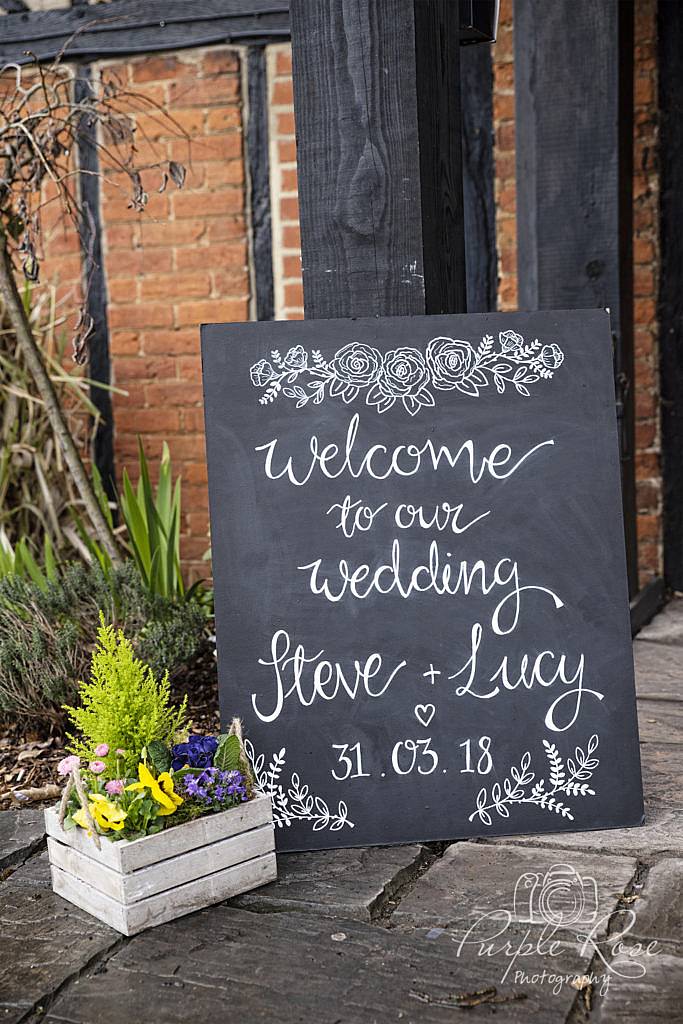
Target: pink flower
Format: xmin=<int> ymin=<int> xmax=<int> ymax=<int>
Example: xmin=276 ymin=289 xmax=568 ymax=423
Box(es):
xmin=57 ymin=755 xmax=80 ymax=776
xmin=94 ymin=743 xmax=109 ymax=757
xmin=116 ymin=749 xmax=126 ymax=756
xmin=105 ymin=779 xmax=125 ymax=796
xmin=89 ymin=760 xmax=106 ymax=774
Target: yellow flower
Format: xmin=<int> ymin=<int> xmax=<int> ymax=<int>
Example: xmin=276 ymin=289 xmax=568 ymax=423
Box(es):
xmin=72 ymin=805 xmax=93 ymax=834
xmin=72 ymin=794 xmax=127 ymax=834
xmin=126 ymin=762 xmax=183 ymax=816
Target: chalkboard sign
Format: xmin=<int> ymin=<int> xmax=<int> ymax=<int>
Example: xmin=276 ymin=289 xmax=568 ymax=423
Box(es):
xmin=201 ymin=310 xmax=643 ymax=851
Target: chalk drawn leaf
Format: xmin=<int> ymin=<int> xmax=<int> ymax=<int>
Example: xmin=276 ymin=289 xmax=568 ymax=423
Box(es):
xmin=245 ymin=740 xmax=355 ymax=833
xmin=468 ymin=736 xmax=599 ymax=827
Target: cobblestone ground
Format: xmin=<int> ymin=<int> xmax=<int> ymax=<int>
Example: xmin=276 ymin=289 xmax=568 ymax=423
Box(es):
xmin=1 ymin=601 xmax=681 ymax=1023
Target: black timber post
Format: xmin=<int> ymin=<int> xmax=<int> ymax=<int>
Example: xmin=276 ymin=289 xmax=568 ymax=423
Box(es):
xmin=246 ymin=45 xmax=275 ymax=321
xmin=289 ymin=0 xmax=466 ymax=319
xmin=74 ymin=66 xmax=116 ymax=505
xmin=658 ymin=0 xmax=683 ymax=590
xmin=514 ymin=0 xmax=638 ymax=597
xmin=460 ymin=42 xmax=496 ymax=312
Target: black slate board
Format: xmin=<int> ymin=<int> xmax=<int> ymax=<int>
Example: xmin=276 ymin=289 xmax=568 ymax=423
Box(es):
xmin=201 ymin=310 xmax=643 ymax=852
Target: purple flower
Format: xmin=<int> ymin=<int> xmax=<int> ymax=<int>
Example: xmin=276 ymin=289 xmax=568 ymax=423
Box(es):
xmin=171 ymin=734 xmax=219 ymax=771
xmin=94 ymin=743 xmax=109 ymax=757
xmin=57 ymin=755 xmax=79 ymax=777
xmin=183 ymin=776 xmax=209 ymax=800
xmin=89 ymin=760 xmax=106 ymax=775
xmin=105 ymin=779 xmax=125 ymax=796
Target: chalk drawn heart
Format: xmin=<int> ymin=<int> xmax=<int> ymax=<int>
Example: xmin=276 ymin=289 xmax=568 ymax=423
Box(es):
xmin=414 ymin=704 xmax=435 ymax=728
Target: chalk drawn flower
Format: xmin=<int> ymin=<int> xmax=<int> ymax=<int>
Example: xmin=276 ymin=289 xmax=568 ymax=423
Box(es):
xmin=540 ymin=343 xmax=564 ymax=370
xmin=327 ymin=342 xmax=383 ymax=404
xmin=248 ymin=330 xmax=566 ymax=411
xmin=283 ymin=345 xmax=308 ymax=371
xmin=330 ymin=342 xmax=382 ymax=387
xmin=425 ymin=336 xmax=478 ymax=391
xmin=250 ymin=359 xmax=276 ymax=387
xmin=499 ymin=329 xmax=525 ymax=354
xmin=367 ymin=347 xmax=433 ymax=416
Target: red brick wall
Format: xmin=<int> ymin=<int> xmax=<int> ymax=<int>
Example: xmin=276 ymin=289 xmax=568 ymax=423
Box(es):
xmin=96 ymin=46 xmax=249 ymax=578
xmin=267 ymin=45 xmax=303 ymax=319
xmin=632 ymin=1 xmax=661 ymax=583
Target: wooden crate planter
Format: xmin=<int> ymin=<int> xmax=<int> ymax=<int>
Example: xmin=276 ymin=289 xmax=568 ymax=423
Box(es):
xmin=45 ymin=792 xmax=276 ymax=935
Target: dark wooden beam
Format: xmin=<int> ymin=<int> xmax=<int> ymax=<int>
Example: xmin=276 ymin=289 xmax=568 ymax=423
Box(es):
xmin=514 ymin=0 xmax=638 ymax=595
xmin=246 ymin=46 xmax=274 ymax=321
xmin=0 ymin=1 xmax=289 ymax=64
xmin=74 ymin=68 xmax=116 ymax=505
xmin=658 ymin=0 xmax=683 ymax=590
xmin=414 ymin=0 xmax=466 ymax=314
xmin=460 ymin=41 xmax=496 ymax=312
xmin=289 ymin=0 xmax=466 ymax=319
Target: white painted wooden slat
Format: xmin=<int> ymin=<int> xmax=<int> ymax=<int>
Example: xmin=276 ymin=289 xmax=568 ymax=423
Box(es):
xmin=45 ymin=792 xmax=273 ymax=873
xmin=47 ymin=837 xmax=124 ymax=902
xmin=122 ymin=822 xmax=274 ymax=902
xmin=51 ymin=864 xmax=128 ymax=934
xmin=44 ymin=807 xmax=122 ymax=871
xmin=48 ymin=823 xmax=274 ymax=904
xmin=51 ymin=852 xmax=277 ymax=936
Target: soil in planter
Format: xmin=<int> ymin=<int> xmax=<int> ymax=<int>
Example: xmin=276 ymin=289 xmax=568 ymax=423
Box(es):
xmin=0 ymin=641 xmax=220 ymax=810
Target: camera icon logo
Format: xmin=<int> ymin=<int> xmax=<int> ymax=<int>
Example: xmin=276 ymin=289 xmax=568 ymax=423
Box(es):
xmin=513 ymin=863 xmax=599 ymax=928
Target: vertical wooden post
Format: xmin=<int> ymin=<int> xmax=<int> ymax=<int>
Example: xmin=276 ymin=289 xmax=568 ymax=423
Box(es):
xmin=289 ymin=0 xmax=466 ymax=319
xmin=658 ymin=0 xmax=683 ymax=590
xmin=514 ymin=0 xmax=638 ymax=595
xmin=74 ymin=66 xmax=116 ymax=504
xmin=461 ymin=42 xmax=496 ymax=312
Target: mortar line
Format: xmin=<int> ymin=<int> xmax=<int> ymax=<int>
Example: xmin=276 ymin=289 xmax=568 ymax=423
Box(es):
xmin=563 ymin=859 xmax=651 ymax=1024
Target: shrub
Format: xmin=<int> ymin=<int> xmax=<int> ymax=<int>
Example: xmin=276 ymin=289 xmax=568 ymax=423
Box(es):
xmin=64 ymin=618 xmax=189 ymax=776
xmin=0 ymin=560 xmax=206 ymax=725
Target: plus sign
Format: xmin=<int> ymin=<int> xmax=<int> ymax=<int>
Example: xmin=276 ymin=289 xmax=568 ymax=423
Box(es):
xmin=423 ymin=664 xmax=441 ymax=686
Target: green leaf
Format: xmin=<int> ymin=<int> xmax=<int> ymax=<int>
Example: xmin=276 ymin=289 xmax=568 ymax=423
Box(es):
xmin=16 ymin=538 xmax=47 ymax=592
xmin=92 ymin=463 xmax=114 ymax=530
xmin=121 ymin=468 xmax=151 ymax=582
xmin=147 ymin=739 xmax=172 ymax=774
xmin=43 ymin=534 xmax=58 ymax=583
xmin=214 ymin=733 xmax=241 ymax=772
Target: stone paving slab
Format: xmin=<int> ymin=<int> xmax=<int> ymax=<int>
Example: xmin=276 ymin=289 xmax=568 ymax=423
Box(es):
xmin=0 ymin=877 xmax=118 ymax=1024
xmin=231 ymin=843 xmax=428 ymax=921
xmin=619 ymin=858 xmax=683 ymax=954
xmin=637 ymin=699 xmax=683 ymax=745
xmin=42 ymin=905 xmax=591 ymax=1024
xmin=392 ymin=842 xmax=636 ymax=937
xmin=5 ymin=849 xmax=51 ymax=888
xmin=636 ymin=598 xmax=683 ymax=646
xmin=599 ymin=951 xmax=683 ymax=1023
xmin=634 ymin=641 xmax=683 ymax=701
xmin=0 ymin=809 xmax=45 ymax=870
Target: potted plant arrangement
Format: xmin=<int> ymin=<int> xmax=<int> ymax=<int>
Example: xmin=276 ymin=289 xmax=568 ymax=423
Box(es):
xmin=44 ymin=618 xmax=276 ymax=936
